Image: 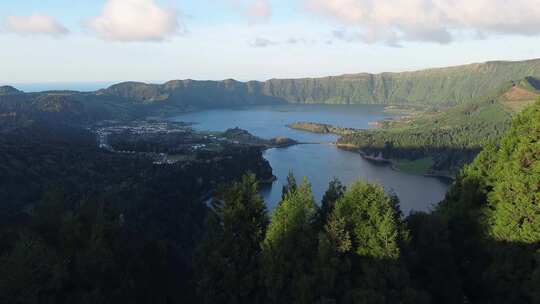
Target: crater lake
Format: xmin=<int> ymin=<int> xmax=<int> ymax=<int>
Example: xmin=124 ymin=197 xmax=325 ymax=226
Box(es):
xmin=172 ymin=104 xmax=450 ymax=214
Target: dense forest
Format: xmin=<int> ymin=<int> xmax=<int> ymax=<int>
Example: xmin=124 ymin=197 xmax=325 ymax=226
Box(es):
xmin=434 ymin=98 xmax=540 ymax=303
xmin=196 ymin=99 xmax=540 ymax=303
xmin=337 ymin=97 xmax=508 ymax=175
xmin=1 ymin=98 xmax=539 ymax=303
xmin=338 ymin=77 xmax=540 ymax=175
xmin=0 ymin=115 xmax=273 ymax=303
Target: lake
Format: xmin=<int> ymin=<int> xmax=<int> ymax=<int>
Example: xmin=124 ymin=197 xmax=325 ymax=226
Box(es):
xmin=172 ymin=104 xmax=450 ymax=214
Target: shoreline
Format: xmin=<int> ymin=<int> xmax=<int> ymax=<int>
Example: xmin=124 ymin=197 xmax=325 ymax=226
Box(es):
xmin=265 ymin=139 xmax=455 ymax=181
xmin=159 ymin=112 xmax=454 ymax=181
xmin=335 ymin=143 xmax=455 ymax=181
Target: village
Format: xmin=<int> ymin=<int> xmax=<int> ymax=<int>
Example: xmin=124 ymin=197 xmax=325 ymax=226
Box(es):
xmin=89 ymin=120 xmax=297 ymax=165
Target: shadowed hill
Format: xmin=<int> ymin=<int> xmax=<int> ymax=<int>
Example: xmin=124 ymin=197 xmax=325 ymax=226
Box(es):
xmin=435 ymin=98 xmax=540 ymax=303
xmin=98 ymin=79 xmax=288 ymax=107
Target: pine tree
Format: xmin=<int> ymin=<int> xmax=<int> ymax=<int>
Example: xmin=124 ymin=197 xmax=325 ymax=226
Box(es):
xmin=485 ymin=101 xmax=540 ymax=243
xmin=438 ymin=99 xmax=540 ymax=303
xmin=405 ymin=212 xmax=464 ymax=304
xmin=315 ymin=215 xmax=353 ymax=303
xmin=281 ymin=170 xmax=297 ymax=200
xmin=262 ymin=178 xmax=318 ymax=304
xmin=318 ymin=180 xmax=424 ymax=304
xmin=333 ymin=181 xmax=402 ymax=259
xmin=196 ymin=174 xmax=269 ymax=304
xmin=320 ymin=177 xmax=346 ymax=223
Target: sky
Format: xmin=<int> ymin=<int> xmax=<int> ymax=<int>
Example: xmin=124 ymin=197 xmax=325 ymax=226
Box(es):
xmin=1 ymin=0 xmax=540 ymax=85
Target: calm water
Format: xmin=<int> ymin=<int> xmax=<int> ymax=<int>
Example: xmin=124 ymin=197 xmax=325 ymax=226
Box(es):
xmin=172 ymin=104 xmax=450 ymax=214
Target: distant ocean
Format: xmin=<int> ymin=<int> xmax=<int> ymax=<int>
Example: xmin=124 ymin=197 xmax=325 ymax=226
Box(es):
xmin=1 ymin=82 xmax=115 ymax=93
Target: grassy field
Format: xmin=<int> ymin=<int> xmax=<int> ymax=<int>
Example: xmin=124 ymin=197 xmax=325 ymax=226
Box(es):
xmin=394 ymin=157 xmax=434 ymax=175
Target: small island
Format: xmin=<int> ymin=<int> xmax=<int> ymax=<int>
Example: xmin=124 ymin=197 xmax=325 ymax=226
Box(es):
xmin=287 ymin=122 xmax=359 ymax=135
xmin=222 ymin=127 xmax=298 ymax=148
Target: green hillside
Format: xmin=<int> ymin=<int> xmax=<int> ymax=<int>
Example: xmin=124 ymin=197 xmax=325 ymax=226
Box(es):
xmin=337 ymin=77 xmax=540 ymax=175
xmin=0 ymin=86 xmax=21 ymax=95
xmin=435 ymin=99 xmax=540 ymax=303
xmin=99 ymin=58 xmax=540 ymax=107
xmin=441 ymin=98 xmax=540 ymax=242
xmin=3 ymin=59 xmax=540 ymax=123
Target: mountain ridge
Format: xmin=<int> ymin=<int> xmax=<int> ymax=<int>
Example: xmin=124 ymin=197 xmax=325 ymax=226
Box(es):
xmin=3 ymin=58 xmax=540 ymax=124
xmin=0 ymin=86 xmax=22 ymax=95
xmin=95 ymin=58 xmax=540 ymax=107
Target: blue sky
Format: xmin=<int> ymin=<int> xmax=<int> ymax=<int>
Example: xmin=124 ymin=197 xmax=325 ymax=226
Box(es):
xmin=1 ymin=0 xmax=540 ymax=85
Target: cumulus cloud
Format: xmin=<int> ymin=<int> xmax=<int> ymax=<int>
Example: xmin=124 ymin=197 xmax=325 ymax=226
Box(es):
xmin=249 ymin=36 xmax=317 ymax=47
xmin=3 ymin=14 xmax=69 ymax=36
xmin=286 ymin=37 xmax=309 ymax=45
xmin=249 ymin=37 xmax=277 ymax=47
xmin=305 ymin=0 xmax=540 ymax=45
xmin=87 ymin=0 xmax=183 ymax=42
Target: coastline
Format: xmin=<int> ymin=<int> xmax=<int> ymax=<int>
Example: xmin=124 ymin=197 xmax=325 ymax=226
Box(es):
xmin=335 ymin=143 xmax=455 ymax=180
xmin=286 ymin=121 xmax=455 ymax=181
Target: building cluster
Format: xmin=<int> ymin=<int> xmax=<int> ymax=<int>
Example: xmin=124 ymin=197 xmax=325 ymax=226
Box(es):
xmin=91 ymin=121 xmax=191 ymax=149
xmin=89 ymin=120 xmax=239 ymax=165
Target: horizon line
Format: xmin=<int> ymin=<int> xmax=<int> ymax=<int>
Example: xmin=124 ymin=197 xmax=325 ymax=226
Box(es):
xmin=3 ymin=57 xmax=539 ymax=88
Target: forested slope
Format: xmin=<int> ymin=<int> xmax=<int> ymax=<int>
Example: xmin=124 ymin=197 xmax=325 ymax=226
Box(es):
xmin=98 ymin=59 xmax=540 ymax=107
xmin=0 ymin=117 xmax=273 ymax=303
xmin=337 ymin=78 xmax=540 ymax=175
xmin=434 ymin=98 xmax=540 ymax=303
xmin=195 ymin=100 xmax=540 ymax=303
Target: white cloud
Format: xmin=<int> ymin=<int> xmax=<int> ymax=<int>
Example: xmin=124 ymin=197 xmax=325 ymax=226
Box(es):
xmin=305 ymin=0 xmax=540 ymax=45
xmin=249 ymin=36 xmax=316 ymax=48
xmin=286 ymin=37 xmax=310 ymax=45
xmin=249 ymin=37 xmax=277 ymax=47
xmin=4 ymin=14 xmax=69 ymax=36
xmin=87 ymin=0 xmax=183 ymax=42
